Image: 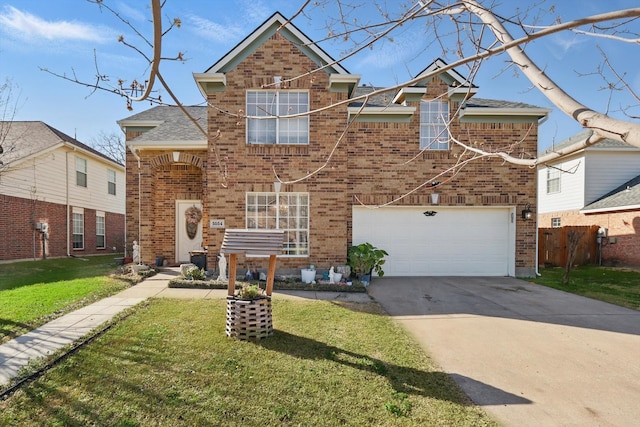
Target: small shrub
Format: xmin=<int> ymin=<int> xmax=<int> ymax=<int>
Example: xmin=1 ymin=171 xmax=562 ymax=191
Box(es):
xmin=184 ymin=266 xmax=206 ymax=280
xmin=237 ymin=284 xmax=264 ymax=300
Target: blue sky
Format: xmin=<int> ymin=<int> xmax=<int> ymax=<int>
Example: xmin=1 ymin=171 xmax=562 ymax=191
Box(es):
xmin=0 ymin=0 xmax=638 ymax=151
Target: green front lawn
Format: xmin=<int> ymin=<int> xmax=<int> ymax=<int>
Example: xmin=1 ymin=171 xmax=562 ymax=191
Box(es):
xmin=0 ymin=255 xmax=131 ymax=343
xmin=0 ymin=299 xmax=497 ymax=426
xmin=530 ymin=265 xmax=640 ymax=310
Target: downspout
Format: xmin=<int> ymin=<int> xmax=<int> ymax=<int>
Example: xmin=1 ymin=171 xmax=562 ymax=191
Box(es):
xmin=130 ymin=146 xmax=142 ymax=260
xmin=65 ymin=149 xmax=71 ymax=256
xmin=535 ymin=115 xmax=548 ymax=277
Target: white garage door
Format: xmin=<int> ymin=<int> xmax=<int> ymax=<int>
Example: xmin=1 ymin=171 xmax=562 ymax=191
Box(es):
xmin=352 ymin=206 xmax=515 ymax=276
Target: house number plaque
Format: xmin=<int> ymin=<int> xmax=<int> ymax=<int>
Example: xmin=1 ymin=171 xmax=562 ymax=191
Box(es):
xmin=209 ymin=219 xmax=225 ymax=228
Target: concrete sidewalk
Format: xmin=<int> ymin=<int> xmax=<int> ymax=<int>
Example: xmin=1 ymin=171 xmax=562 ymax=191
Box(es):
xmin=0 ymin=269 xmax=371 ymax=387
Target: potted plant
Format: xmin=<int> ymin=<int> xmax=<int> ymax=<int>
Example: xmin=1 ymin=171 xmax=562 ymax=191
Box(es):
xmin=348 ymin=242 xmax=389 ymax=284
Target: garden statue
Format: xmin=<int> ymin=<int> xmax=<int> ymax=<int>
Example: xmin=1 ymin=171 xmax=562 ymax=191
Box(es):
xmin=132 ymin=240 xmax=140 ymax=264
xmin=329 ymin=266 xmax=336 ymax=284
xmin=217 ymin=253 xmax=227 ymax=281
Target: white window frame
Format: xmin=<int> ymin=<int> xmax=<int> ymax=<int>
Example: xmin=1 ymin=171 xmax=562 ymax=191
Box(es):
xmin=547 ymin=167 xmax=561 ymax=194
xmin=96 ymin=212 xmax=106 ymax=249
xmin=420 ymin=100 xmax=450 ymax=150
xmin=76 ymin=157 xmax=87 ymax=188
xmin=107 ymin=169 xmax=116 ymax=195
xmin=246 ymin=192 xmax=309 ymax=256
xmin=72 ymin=207 xmax=84 ymax=250
xmin=246 ymin=90 xmax=309 ymax=145
xmin=551 ymin=217 xmax=561 ymax=228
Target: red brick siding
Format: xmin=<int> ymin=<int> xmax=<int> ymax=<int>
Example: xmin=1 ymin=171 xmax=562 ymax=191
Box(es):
xmin=539 ymin=210 xmax=640 ymax=267
xmin=125 ymin=32 xmax=538 ymax=274
xmin=0 ymin=194 xmax=124 ymax=261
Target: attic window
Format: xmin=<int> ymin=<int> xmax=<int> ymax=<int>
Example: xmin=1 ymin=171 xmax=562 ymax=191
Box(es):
xmin=246 ymin=90 xmax=309 ymax=145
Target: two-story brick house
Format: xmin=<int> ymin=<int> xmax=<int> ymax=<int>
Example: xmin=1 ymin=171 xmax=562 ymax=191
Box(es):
xmin=119 ymin=12 xmax=549 ymax=277
xmin=0 ymin=121 xmax=125 ymax=261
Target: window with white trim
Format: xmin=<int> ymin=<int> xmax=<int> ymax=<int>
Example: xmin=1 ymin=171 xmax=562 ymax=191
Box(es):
xmin=246 ymin=192 xmax=309 ymax=256
xmin=96 ymin=212 xmax=105 ymax=249
xmin=246 ymin=91 xmax=309 ymax=144
xmin=551 ymin=217 xmax=561 ymax=228
xmin=547 ymin=167 xmax=561 ymax=194
xmin=420 ymin=100 xmax=450 ymax=150
xmin=72 ymin=208 xmax=84 ymax=249
xmin=76 ymin=157 xmax=87 ymax=187
xmin=107 ymin=169 xmax=116 ymax=195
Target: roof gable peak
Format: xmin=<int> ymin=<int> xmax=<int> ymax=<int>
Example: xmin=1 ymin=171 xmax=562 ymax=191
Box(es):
xmin=204 ymin=12 xmax=349 ymax=76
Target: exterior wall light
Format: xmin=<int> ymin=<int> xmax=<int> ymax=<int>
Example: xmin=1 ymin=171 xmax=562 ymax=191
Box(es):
xmin=431 ymin=193 xmax=439 ymax=205
xmin=273 ymin=181 xmax=282 ymax=193
xmin=522 ymin=204 xmax=533 ymax=220
xmin=173 ymin=151 xmax=180 ymax=162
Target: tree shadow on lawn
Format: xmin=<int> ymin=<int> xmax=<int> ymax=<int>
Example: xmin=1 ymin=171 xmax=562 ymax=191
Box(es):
xmin=254 ymin=330 xmax=530 ymax=406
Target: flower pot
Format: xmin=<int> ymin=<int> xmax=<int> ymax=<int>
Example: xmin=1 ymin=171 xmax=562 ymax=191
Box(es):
xmin=301 ymin=268 xmax=316 ymax=283
xmin=358 ymin=273 xmax=372 ymax=286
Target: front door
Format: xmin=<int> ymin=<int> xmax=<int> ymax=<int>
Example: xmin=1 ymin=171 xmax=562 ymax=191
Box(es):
xmin=176 ymin=200 xmax=203 ymax=263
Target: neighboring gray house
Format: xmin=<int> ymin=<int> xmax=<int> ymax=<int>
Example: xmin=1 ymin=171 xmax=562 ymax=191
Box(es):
xmin=537 ymin=130 xmax=640 ymax=266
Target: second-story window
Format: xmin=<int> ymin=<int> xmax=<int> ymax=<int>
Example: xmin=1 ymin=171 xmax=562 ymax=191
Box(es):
xmin=246 ymin=91 xmax=309 ymax=144
xmin=547 ymin=167 xmax=561 ymax=194
xmin=76 ymin=157 xmax=87 ymax=187
xmin=420 ymin=100 xmax=450 ymax=150
xmin=107 ymin=169 xmax=116 ymax=195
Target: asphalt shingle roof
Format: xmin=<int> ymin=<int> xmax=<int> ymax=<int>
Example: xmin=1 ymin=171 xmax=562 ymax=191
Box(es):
xmin=582 ymin=174 xmax=640 ymax=212
xmin=0 ymin=121 xmax=120 ymax=167
xmin=119 ymin=106 xmax=208 ymax=143
xmin=539 ymin=129 xmax=636 ymax=156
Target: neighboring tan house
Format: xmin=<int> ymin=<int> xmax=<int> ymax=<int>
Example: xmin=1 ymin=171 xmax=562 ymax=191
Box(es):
xmin=119 ymin=12 xmax=549 ymax=277
xmin=538 ymin=129 xmax=640 ymax=266
xmin=0 ymin=121 xmax=125 ymax=261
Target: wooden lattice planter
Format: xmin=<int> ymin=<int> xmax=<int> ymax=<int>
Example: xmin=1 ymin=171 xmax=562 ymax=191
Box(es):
xmin=226 ymin=296 xmax=273 ymax=340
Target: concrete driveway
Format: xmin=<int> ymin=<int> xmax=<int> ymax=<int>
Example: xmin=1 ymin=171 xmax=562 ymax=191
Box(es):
xmin=368 ymin=276 xmax=640 ymax=427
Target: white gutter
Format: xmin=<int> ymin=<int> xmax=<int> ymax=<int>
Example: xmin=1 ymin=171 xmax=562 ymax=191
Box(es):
xmin=579 ymin=203 xmax=640 ymax=214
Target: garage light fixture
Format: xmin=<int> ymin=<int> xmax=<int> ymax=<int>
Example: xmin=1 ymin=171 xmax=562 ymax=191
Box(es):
xmin=431 ymin=193 xmax=439 ymax=204
xmin=521 ymin=204 xmax=533 ymax=220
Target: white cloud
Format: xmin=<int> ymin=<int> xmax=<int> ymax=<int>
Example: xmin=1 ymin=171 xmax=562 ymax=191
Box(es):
xmin=187 ymin=14 xmax=245 ymax=43
xmin=186 ymin=0 xmax=271 ymax=44
xmin=0 ymin=6 xmax=111 ymax=43
xmin=546 ymin=33 xmax=589 ymax=60
xmin=237 ymin=0 xmax=270 ymax=24
xmin=116 ymin=2 xmax=148 ymax=23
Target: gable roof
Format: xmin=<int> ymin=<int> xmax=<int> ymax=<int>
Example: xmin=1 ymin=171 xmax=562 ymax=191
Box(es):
xmin=581 ymin=173 xmax=640 ymax=214
xmin=0 ymin=121 xmax=122 ymax=169
xmin=117 ymin=106 xmax=208 ymax=149
xmin=205 ymin=12 xmax=349 ymax=75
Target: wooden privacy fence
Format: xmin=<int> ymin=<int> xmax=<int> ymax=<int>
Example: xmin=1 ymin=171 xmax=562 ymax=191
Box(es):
xmin=538 ymin=225 xmax=599 ymax=267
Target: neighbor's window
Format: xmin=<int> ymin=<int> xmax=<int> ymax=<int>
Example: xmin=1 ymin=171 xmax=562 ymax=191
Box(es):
xmin=107 ymin=169 xmax=116 ymax=195
xmin=246 ymin=91 xmax=309 ymax=144
xmin=246 ymin=192 xmax=309 ymax=256
xmin=76 ymin=157 xmax=87 ymax=187
xmin=551 ymin=217 xmax=561 ymax=228
xmin=96 ymin=212 xmax=105 ymax=249
xmin=72 ymin=208 xmax=84 ymax=250
xmin=420 ymin=100 xmax=450 ymax=150
xmin=547 ymin=167 xmax=561 ymax=194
